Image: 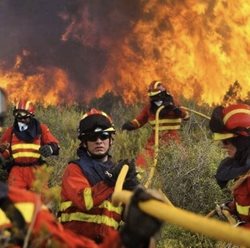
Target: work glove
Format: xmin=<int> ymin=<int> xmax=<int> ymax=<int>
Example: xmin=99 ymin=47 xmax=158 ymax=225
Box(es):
xmin=0 ymin=143 xmax=9 ymax=153
xmin=104 ymin=160 xmax=126 ymax=186
xmin=173 ymin=107 xmax=182 ymax=116
xmin=120 ymin=186 xmax=163 ymax=248
xmin=122 ymin=121 xmax=136 ymax=131
xmin=104 ymin=159 xmax=139 ymax=189
xmin=39 ymin=144 xmax=53 ymax=157
xmin=122 ymin=159 xmax=139 ymax=191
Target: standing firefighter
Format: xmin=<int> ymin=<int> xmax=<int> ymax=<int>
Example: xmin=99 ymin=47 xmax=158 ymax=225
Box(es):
xmin=209 ymin=103 xmax=250 ymax=228
xmin=122 ymin=80 xmax=189 ymax=167
xmin=0 ymin=99 xmax=60 ymax=191
xmin=59 ymin=108 xmax=139 ymax=243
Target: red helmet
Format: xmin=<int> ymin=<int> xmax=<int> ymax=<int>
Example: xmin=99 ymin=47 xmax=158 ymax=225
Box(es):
xmin=78 ymin=108 xmax=115 ymax=140
xmin=13 ymin=99 xmax=35 ymax=118
xmin=147 ymin=80 xmax=166 ymax=97
xmin=209 ymin=103 xmax=250 ymax=140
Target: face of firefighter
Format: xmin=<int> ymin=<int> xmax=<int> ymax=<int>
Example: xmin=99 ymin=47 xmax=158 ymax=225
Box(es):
xmin=84 ymin=132 xmax=112 ymax=161
xmin=221 ymin=139 xmax=237 ymax=158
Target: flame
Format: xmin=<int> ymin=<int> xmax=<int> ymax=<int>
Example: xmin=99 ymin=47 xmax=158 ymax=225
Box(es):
xmin=0 ymin=57 xmax=75 ymax=106
xmin=96 ymin=0 xmax=250 ymax=105
xmin=1 ymin=1 xmax=250 ymax=106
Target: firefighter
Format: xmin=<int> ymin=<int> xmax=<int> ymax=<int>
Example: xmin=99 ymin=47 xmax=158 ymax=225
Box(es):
xmin=0 ymin=99 xmax=60 ymax=192
xmin=122 ymin=80 xmax=189 ymax=167
xmin=59 ymin=108 xmax=139 ymax=243
xmin=0 ymin=182 xmax=162 ymax=248
xmin=209 ymin=103 xmax=250 ymax=228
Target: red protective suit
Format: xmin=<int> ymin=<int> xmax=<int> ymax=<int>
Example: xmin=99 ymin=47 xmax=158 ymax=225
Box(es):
xmin=59 ymin=153 xmax=123 ymax=243
xmin=227 ymin=174 xmax=250 ymax=228
xmin=0 ymin=186 xmax=123 ymax=248
xmin=129 ymin=103 xmax=189 ymax=167
xmin=0 ymin=123 xmax=59 ymax=190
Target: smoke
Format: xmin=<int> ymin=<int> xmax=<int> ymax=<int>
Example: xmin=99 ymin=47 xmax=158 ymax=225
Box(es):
xmin=0 ymin=0 xmax=142 ymax=102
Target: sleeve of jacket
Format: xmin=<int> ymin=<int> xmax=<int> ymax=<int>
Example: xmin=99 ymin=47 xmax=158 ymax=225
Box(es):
xmin=61 ymin=163 xmax=114 ymax=211
xmin=130 ymin=104 xmax=150 ymax=129
xmin=40 ymin=124 xmax=60 ymax=155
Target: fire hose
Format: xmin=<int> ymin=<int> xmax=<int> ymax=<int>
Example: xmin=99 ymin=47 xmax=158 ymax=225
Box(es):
xmin=144 ymin=105 xmax=165 ymax=188
xmin=181 ymin=106 xmax=211 ymax=120
xmin=112 ymin=185 xmax=250 ymax=247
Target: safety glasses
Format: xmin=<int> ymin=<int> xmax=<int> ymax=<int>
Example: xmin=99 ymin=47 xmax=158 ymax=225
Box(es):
xmin=85 ymin=132 xmax=111 ymax=142
xmin=14 ymin=111 xmax=31 ymax=120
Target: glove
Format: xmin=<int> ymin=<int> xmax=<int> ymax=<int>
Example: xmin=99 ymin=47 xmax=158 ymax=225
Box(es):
xmin=104 ymin=160 xmax=125 ymax=186
xmin=122 ymin=159 xmax=139 ymax=191
xmin=104 ymin=159 xmax=139 ymax=189
xmin=0 ymin=143 xmax=9 ymax=153
xmin=120 ymin=186 xmax=163 ymax=248
xmin=122 ymin=121 xmax=136 ymax=131
xmin=39 ymin=145 xmax=53 ymax=157
xmin=173 ymin=107 xmax=182 ymax=116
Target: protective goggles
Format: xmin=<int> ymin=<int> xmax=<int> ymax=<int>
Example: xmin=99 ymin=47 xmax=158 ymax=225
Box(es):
xmin=14 ymin=111 xmax=31 ymax=119
xmin=85 ymin=131 xmax=111 ymax=142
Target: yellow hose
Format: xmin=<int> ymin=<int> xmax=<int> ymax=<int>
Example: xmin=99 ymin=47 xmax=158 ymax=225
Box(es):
xmin=112 ymin=190 xmax=250 ymax=247
xmin=181 ymin=106 xmax=211 ymax=120
xmin=114 ymin=165 xmax=129 ymax=193
xmin=145 ymin=105 xmax=164 ymax=188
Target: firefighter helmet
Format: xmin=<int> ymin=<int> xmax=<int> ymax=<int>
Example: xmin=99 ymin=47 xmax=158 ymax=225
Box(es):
xmin=147 ymin=80 xmax=166 ymax=97
xmin=209 ymin=103 xmax=250 ymax=140
xmin=13 ymin=99 xmax=35 ymax=118
xmin=78 ymin=108 xmax=115 ymax=140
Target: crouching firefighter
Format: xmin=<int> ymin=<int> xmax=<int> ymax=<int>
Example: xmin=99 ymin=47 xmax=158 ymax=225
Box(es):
xmin=209 ymin=103 xmax=250 ymax=228
xmin=59 ymin=108 xmax=139 ymax=243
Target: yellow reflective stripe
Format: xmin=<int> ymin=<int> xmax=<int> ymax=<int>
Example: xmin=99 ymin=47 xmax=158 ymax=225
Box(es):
xmin=59 ymin=212 xmax=120 ymax=229
xmin=213 ymin=132 xmax=236 ymax=141
xmin=99 ymin=201 xmax=123 ymax=214
xmin=12 ymin=152 xmax=41 ymax=159
xmin=0 ymin=203 xmax=35 ymax=226
xmin=223 ymin=109 xmax=250 ymax=124
xmin=60 ymin=201 xmax=73 ymax=211
xmin=236 ymin=202 xmax=250 ymax=216
xmin=151 ymin=125 xmax=181 ymax=131
xmin=12 ymin=144 xmax=40 ymax=150
xmin=15 ymin=203 xmax=35 ymax=222
xmin=0 ymin=209 xmax=11 ymax=225
xmin=149 ymin=118 xmax=182 ymax=125
xmin=83 ymin=188 xmax=93 ymax=210
xmin=60 ymin=200 xmax=122 ymax=214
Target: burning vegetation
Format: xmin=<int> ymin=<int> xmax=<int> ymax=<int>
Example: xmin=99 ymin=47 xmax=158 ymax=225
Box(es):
xmin=0 ymin=0 xmax=250 ymax=105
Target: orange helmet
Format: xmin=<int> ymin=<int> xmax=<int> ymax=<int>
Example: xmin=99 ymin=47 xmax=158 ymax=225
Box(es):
xmin=209 ymin=103 xmax=250 ymax=140
xmin=147 ymin=80 xmax=166 ymax=97
xmin=78 ymin=108 xmax=115 ymax=140
xmin=13 ymin=99 xmax=35 ymax=118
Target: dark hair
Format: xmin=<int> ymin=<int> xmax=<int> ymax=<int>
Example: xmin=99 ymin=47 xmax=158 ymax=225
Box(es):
xmin=230 ymin=136 xmax=250 ymax=163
